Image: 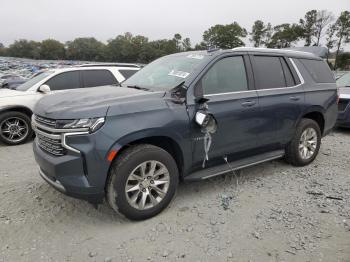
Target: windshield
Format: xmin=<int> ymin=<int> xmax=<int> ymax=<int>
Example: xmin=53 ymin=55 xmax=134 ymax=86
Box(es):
xmin=16 ymin=71 xmax=54 ymax=91
xmin=337 ymin=72 xmax=350 ymax=87
xmin=123 ymin=53 xmax=210 ymax=91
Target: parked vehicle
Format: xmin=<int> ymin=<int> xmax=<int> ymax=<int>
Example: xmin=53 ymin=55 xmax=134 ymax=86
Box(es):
xmin=336 ymin=71 xmax=350 ymax=87
xmin=1 ymin=77 xmax=27 ymax=89
xmin=0 ymin=65 xmax=139 ymax=145
xmin=32 ymin=48 xmax=337 ymax=220
xmin=336 ymin=72 xmax=350 ymax=127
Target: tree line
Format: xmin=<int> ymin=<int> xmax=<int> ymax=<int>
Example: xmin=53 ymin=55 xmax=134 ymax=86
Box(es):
xmin=0 ymin=9 xmax=349 ymax=69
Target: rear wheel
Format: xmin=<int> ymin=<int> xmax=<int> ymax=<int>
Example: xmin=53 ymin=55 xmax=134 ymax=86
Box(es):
xmin=106 ymin=144 xmax=179 ymax=220
xmin=285 ymin=118 xmax=321 ymax=166
xmin=0 ymin=112 xmax=33 ymax=145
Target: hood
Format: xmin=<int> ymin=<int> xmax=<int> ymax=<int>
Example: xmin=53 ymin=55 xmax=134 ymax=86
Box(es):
xmin=34 ymin=85 xmax=166 ymax=119
xmin=339 ymin=87 xmax=350 ymax=99
xmin=0 ymin=89 xmax=28 ymax=98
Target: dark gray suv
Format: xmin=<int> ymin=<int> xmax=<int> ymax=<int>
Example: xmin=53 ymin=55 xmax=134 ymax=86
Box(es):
xmin=32 ymin=48 xmax=337 ymax=220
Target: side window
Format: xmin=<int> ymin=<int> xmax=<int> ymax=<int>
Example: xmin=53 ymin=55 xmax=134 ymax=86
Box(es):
xmin=45 ymin=71 xmax=80 ymax=91
xmin=82 ymin=70 xmax=117 ymax=88
xmin=299 ymin=59 xmax=334 ymax=83
xmin=253 ymin=56 xmax=286 ymax=89
xmin=280 ymin=58 xmax=296 ymax=87
xmin=201 ymin=56 xmax=248 ymax=95
xmin=119 ymin=70 xmax=138 ymax=80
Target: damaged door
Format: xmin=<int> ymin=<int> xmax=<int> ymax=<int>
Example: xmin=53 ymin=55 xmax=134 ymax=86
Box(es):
xmin=191 ymin=55 xmax=260 ymax=167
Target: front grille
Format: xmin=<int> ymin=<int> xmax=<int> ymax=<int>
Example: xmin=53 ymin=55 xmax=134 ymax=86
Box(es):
xmin=35 ymin=115 xmax=56 ymax=128
xmin=338 ymin=99 xmax=349 ymax=112
xmin=37 ymin=133 xmax=66 ymax=156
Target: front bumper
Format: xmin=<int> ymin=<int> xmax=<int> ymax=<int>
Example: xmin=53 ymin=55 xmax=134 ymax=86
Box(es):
xmin=33 ymin=140 xmax=105 ymax=203
xmin=31 ymin=116 xmax=115 ymax=204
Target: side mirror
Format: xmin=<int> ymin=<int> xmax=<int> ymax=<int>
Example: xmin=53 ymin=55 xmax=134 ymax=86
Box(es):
xmin=38 ymin=84 xmax=51 ymax=93
xmin=195 ymin=111 xmax=217 ymax=133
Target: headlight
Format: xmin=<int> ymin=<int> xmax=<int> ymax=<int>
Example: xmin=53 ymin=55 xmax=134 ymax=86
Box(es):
xmin=56 ymin=117 xmax=105 ymax=133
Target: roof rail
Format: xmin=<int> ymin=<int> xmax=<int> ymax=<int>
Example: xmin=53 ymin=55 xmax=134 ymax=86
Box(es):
xmin=78 ymin=63 xmax=141 ymax=68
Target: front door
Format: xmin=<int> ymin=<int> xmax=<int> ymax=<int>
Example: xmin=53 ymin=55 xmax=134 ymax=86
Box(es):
xmin=190 ymin=55 xmax=260 ymax=167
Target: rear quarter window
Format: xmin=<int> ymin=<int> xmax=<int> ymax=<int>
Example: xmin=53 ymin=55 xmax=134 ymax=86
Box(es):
xmin=299 ymin=59 xmax=335 ymax=83
xmin=119 ymin=70 xmax=138 ymax=80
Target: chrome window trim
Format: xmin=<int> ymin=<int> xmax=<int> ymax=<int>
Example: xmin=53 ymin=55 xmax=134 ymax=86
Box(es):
xmin=204 ymin=89 xmax=256 ymax=97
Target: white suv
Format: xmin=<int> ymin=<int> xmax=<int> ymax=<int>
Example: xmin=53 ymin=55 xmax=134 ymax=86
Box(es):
xmin=0 ymin=65 xmax=140 ymax=145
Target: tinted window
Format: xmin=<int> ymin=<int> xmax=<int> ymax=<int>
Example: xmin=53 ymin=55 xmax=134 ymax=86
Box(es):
xmin=253 ymin=56 xmax=286 ymax=89
xmin=201 ymin=56 xmax=248 ymax=95
xmin=45 ymin=71 xmax=80 ymax=91
xmin=280 ymin=58 xmax=295 ymax=87
xmin=299 ymin=59 xmax=334 ymax=83
xmin=119 ymin=70 xmax=138 ymax=80
xmin=82 ymin=70 xmax=117 ymax=88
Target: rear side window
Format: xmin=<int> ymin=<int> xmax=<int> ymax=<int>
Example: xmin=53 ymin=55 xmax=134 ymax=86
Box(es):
xmin=82 ymin=70 xmax=117 ymax=88
xmin=119 ymin=70 xmax=138 ymax=80
xmin=201 ymin=56 xmax=248 ymax=95
xmin=253 ymin=56 xmax=286 ymax=89
xmin=299 ymin=59 xmax=334 ymax=83
xmin=45 ymin=71 xmax=80 ymax=91
xmin=280 ymin=58 xmax=296 ymax=87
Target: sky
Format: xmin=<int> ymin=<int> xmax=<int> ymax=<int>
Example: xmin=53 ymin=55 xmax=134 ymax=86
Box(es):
xmin=1 ymin=0 xmax=350 ymax=48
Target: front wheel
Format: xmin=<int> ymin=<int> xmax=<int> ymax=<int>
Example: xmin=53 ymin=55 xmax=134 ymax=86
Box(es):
xmin=106 ymin=144 xmax=179 ymax=220
xmin=285 ymin=118 xmax=321 ymax=166
xmin=0 ymin=112 xmax=33 ymax=145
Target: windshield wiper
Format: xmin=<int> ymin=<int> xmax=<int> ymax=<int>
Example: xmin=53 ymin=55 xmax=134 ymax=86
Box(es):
xmin=127 ymin=85 xmax=150 ymax=91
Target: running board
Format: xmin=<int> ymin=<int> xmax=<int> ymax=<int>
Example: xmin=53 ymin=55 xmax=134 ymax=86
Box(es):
xmin=184 ymin=150 xmax=285 ymax=182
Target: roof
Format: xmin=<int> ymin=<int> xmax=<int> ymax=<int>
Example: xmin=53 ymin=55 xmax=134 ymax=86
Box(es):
xmin=78 ymin=63 xmax=141 ymax=68
xmin=50 ymin=66 xmax=140 ymax=74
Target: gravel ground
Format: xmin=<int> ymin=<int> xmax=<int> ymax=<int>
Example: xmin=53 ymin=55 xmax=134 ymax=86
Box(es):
xmin=0 ymin=129 xmax=350 ymax=262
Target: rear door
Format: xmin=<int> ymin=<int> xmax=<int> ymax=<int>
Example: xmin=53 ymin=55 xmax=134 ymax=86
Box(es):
xmin=250 ymin=54 xmax=304 ymax=146
xmin=191 ymin=55 xmax=260 ymax=166
xmin=82 ymin=69 xmax=118 ymax=88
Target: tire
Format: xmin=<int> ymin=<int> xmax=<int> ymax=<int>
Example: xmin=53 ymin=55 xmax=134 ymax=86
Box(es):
xmin=285 ymin=118 xmax=321 ymax=166
xmin=0 ymin=111 xmax=33 ymax=145
xmin=106 ymin=144 xmax=179 ymax=220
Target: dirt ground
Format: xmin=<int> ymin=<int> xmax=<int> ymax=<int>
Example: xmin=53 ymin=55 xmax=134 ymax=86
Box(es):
xmin=0 ymin=129 xmax=349 ymax=262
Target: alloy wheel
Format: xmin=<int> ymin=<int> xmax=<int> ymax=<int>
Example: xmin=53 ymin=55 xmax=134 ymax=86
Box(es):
xmin=125 ymin=160 xmax=170 ymax=210
xmin=298 ymin=127 xmax=318 ymax=160
xmin=0 ymin=117 xmax=29 ymax=143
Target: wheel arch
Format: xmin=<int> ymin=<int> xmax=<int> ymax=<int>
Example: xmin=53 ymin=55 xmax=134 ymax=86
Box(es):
xmin=0 ymin=106 xmax=33 ymax=118
xmin=300 ymin=107 xmax=325 ymax=135
xmin=107 ymin=131 xmax=186 ymax=180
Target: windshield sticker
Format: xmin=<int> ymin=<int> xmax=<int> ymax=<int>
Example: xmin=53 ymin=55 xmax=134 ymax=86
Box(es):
xmin=187 ymin=54 xmax=204 ymax=60
xmin=168 ymin=70 xmax=190 ymax=78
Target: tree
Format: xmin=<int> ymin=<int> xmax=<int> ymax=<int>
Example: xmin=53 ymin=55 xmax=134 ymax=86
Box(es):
xmin=40 ymin=39 xmax=65 ymax=60
xmin=325 ymin=24 xmax=337 ymax=63
xmin=66 ymin=37 xmax=106 ymax=61
xmin=314 ymin=10 xmax=334 ymax=46
xmin=299 ymin=10 xmax=317 ymax=46
xmin=173 ymin=33 xmax=182 ymax=51
xmin=7 ymin=39 xmax=41 ymax=59
xmin=0 ymin=43 xmax=6 ymax=56
xmin=336 ymin=52 xmax=350 ymax=70
xmin=250 ymin=20 xmax=271 ymax=47
xmin=267 ymin=23 xmax=304 ymax=48
xmin=182 ymin=38 xmax=192 ymax=51
xmin=333 ymin=11 xmax=350 ymax=68
xmin=202 ymin=22 xmax=247 ymax=49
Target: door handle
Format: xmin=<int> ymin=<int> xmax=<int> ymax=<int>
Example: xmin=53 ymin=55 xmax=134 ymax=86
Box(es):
xmin=289 ymin=96 xmax=301 ymax=101
xmin=241 ymin=100 xmax=256 ymax=107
